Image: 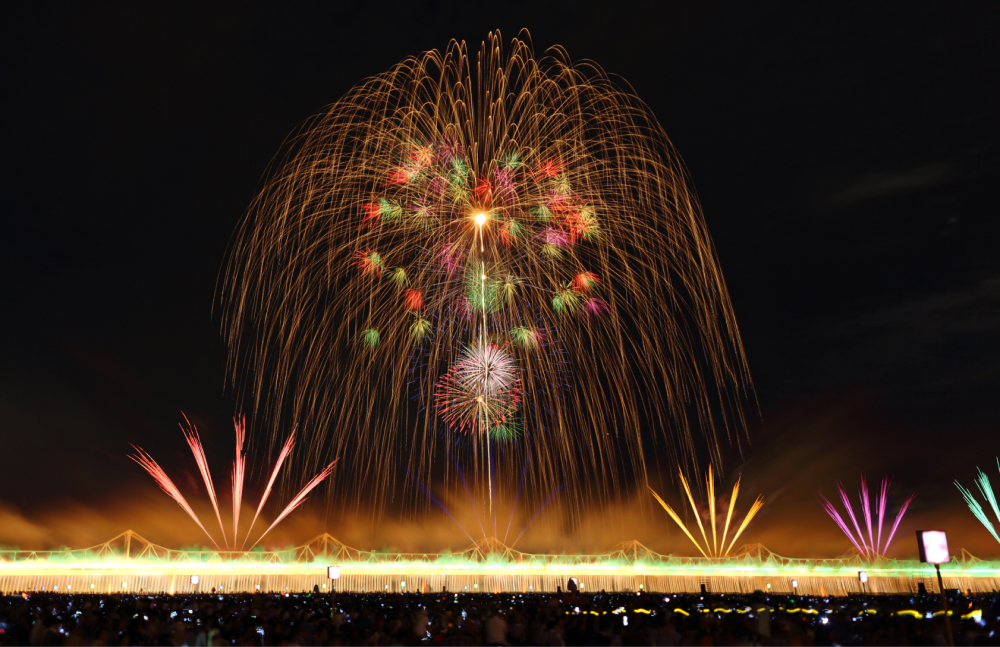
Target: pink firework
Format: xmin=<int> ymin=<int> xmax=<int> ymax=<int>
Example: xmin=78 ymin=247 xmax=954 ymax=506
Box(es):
xmin=819 ymin=475 xmax=915 ymax=561
xmin=130 ymin=416 xmax=338 ymax=550
xmin=437 ymin=242 xmax=463 ymax=275
xmin=583 ymin=297 xmax=608 ymax=318
xmin=179 ymin=415 xmax=227 ymax=548
xmin=434 ymin=343 xmax=522 ymax=434
xmin=493 ymin=168 xmax=517 ymax=202
xmin=231 ymin=415 xmax=246 ymax=545
xmin=541 ymin=227 xmax=571 ymax=247
xmin=129 ymin=447 xmax=220 ymax=549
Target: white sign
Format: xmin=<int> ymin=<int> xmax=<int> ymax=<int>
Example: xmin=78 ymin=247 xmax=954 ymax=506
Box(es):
xmin=328 ymin=566 xmax=341 ymax=580
xmin=917 ymin=530 xmax=951 ymax=564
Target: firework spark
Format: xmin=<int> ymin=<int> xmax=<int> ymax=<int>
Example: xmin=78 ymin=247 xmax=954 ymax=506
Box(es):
xmin=818 ymin=475 xmax=915 ymax=561
xmin=222 ymin=31 xmax=753 ymax=515
xmin=955 ymin=458 xmax=1000 ymax=545
xmin=649 ymin=466 xmax=764 ymax=558
xmin=130 ymin=416 xmax=338 ymax=549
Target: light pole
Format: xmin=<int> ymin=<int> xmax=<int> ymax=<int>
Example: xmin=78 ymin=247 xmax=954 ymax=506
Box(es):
xmin=917 ymin=530 xmax=954 ymax=647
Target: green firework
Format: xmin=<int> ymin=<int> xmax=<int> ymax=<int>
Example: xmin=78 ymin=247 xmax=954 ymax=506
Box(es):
xmin=955 ymin=458 xmax=1000 ymax=544
xmin=409 ymin=316 xmax=432 ymax=342
xmin=361 ymin=328 xmax=381 ymax=349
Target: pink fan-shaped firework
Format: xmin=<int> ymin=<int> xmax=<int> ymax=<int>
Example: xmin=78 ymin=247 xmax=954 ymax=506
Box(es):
xmin=818 ymin=475 xmax=915 ymax=561
xmin=130 ymin=415 xmax=338 ymax=549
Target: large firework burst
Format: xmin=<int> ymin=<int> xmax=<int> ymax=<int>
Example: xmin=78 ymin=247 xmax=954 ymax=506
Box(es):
xmin=222 ymin=31 xmax=753 ymax=515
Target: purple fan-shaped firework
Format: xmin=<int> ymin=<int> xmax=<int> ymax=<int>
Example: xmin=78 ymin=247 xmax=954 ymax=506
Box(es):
xmin=819 ymin=475 xmax=915 ymax=561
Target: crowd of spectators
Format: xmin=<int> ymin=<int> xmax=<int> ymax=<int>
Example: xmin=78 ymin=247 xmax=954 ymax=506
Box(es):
xmin=1 ymin=588 xmax=997 ymax=646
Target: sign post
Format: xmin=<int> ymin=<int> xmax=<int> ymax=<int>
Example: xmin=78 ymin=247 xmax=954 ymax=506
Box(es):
xmin=917 ymin=531 xmax=953 ymax=647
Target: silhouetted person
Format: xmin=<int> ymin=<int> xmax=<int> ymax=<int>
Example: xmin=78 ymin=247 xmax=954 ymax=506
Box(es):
xmin=566 ymin=578 xmax=578 ymax=593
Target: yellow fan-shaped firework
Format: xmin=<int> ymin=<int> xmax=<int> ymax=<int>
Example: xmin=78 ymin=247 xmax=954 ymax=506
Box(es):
xmin=649 ymin=467 xmax=764 ymax=558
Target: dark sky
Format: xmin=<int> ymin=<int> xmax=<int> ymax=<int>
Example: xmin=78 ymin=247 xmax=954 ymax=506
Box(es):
xmin=2 ymin=2 xmax=999 ymax=555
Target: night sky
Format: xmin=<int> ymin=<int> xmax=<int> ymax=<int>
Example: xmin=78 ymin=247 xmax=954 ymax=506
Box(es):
xmin=3 ymin=3 xmax=998 ymax=556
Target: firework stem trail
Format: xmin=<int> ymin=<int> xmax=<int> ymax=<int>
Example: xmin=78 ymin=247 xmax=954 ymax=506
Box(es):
xmin=242 ymin=431 xmax=296 ymax=550
xmin=707 ymin=466 xmax=718 ymax=556
xmin=837 ymin=482 xmax=871 ymax=560
xmin=490 ymin=442 xmax=497 ymax=538
xmin=232 ymin=415 xmax=246 ymax=545
xmin=648 ymin=485 xmax=708 ymax=559
xmin=129 ymin=446 xmax=220 ymax=549
xmin=450 ymin=450 xmax=487 ymax=542
xmin=181 ymin=415 xmax=228 ymax=548
xmin=679 ymin=471 xmax=711 ymax=556
xmin=248 ymin=459 xmax=339 ymax=550
xmin=720 ymin=475 xmax=740 ymax=552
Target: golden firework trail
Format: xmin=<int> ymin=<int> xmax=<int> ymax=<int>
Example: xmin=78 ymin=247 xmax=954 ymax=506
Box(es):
xmin=649 ymin=466 xmax=764 ymax=558
xmin=222 ymin=30 xmax=753 ymax=517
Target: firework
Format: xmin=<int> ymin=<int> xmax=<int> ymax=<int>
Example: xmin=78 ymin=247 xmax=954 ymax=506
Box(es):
xmin=242 ymin=431 xmax=296 ymax=549
xmin=818 ymin=476 xmax=915 ymax=561
xmin=180 ymin=415 xmax=227 ymax=548
xmin=649 ymin=467 xmax=763 ymax=558
xmin=128 ymin=447 xmax=220 ymax=549
xmin=434 ymin=343 xmax=523 ymax=435
xmin=955 ymin=458 xmax=1000 ymax=544
xmin=222 ymin=31 xmax=753 ymax=515
xmin=231 ymin=415 xmax=246 ymax=544
xmin=130 ymin=416 xmax=338 ymax=549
